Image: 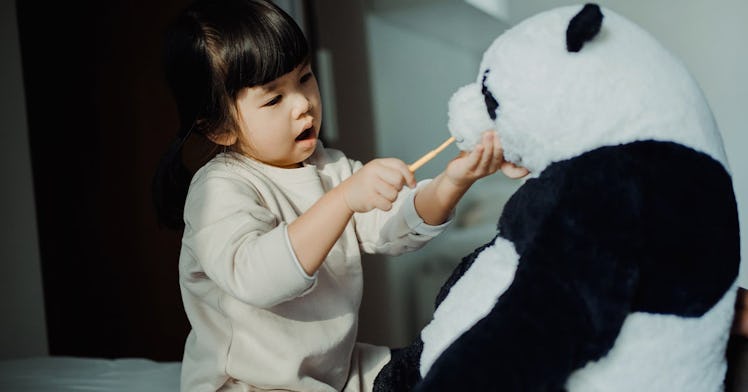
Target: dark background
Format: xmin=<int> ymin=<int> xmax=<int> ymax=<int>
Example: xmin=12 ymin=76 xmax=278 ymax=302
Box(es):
xmin=17 ymin=0 xmax=195 ymax=361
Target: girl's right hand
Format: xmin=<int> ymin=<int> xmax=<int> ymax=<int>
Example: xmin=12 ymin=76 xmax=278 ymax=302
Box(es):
xmin=340 ymin=158 xmax=417 ymax=213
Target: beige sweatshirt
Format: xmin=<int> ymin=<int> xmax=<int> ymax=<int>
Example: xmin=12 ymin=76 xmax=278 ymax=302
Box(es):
xmin=179 ymin=142 xmax=450 ymax=391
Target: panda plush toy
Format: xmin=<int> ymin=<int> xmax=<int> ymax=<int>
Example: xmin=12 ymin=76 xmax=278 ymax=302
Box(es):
xmin=374 ymin=3 xmax=740 ymax=391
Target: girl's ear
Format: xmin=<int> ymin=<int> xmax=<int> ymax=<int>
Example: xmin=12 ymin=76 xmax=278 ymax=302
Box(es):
xmin=500 ymin=161 xmax=529 ymax=179
xmin=206 ymin=131 xmax=238 ymax=146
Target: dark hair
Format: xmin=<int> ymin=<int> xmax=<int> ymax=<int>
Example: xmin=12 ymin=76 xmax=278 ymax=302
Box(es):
xmin=153 ymin=0 xmax=310 ymax=230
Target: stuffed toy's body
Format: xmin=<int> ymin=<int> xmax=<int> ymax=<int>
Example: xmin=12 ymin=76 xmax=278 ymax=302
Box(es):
xmin=374 ymin=4 xmax=740 ymax=391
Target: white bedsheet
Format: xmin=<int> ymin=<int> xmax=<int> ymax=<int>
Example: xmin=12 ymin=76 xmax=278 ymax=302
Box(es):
xmin=0 ymin=356 xmax=180 ymax=391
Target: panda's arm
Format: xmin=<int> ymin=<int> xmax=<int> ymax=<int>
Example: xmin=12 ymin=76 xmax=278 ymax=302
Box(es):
xmin=434 ymin=237 xmax=498 ymax=308
xmin=416 ymin=157 xmax=643 ymax=391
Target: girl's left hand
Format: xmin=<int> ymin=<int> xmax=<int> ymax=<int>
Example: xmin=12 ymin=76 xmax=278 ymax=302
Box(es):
xmin=412 ymin=130 xmax=527 ymax=226
xmin=445 ymin=130 xmax=526 ymax=188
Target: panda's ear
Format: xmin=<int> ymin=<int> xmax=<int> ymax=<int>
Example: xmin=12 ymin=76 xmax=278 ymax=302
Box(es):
xmin=566 ymin=3 xmax=604 ymax=52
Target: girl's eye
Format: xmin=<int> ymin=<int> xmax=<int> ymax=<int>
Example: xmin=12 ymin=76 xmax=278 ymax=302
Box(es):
xmin=264 ymin=95 xmax=282 ymax=107
xmin=300 ymin=72 xmax=313 ymax=83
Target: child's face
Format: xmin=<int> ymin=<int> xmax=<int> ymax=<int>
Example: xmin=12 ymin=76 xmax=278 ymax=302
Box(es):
xmin=233 ymin=61 xmax=322 ymax=168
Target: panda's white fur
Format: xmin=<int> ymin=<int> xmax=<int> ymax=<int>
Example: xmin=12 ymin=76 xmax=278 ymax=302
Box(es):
xmin=447 ymin=5 xmax=729 ymax=174
xmin=563 ymin=283 xmax=735 ymax=391
xmin=419 ymin=4 xmax=738 ymax=391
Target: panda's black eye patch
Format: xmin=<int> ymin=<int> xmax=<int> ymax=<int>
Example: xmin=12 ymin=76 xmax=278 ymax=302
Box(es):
xmin=482 ymin=71 xmax=499 ymax=120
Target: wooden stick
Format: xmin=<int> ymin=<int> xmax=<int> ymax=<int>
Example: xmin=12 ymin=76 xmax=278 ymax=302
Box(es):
xmin=409 ymin=136 xmax=456 ymax=172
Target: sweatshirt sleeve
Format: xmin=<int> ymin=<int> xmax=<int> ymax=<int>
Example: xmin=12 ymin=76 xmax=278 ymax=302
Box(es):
xmin=181 ymin=174 xmax=316 ymax=308
xmin=353 ymin=179 xmax=453 ymax=256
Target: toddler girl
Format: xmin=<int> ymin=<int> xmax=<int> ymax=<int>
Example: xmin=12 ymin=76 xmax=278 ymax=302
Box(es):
xmin=153 ymin=0 xmax=506 ymax=390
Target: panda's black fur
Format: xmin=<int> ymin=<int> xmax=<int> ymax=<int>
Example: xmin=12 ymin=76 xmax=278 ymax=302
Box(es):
xmin=376 ymin=142 xmax=739 ymax=391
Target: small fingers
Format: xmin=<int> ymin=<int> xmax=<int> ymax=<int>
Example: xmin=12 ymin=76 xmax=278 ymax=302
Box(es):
xmin=374 ymin=178 xmax=399 ymax=202
xmin=464 ymin=143 xmax=484 ymax=170
xmin=378 ymin=166 xmax=407 ymax=191
xmin=378 ymin=158 xmax=416 ymax=189
xmin=476 ymin=132 xmax=494 ymax=170
xmin=372 ymin=195 xmax=393 ymax=211
xmin=489 ymin=131 xmax=504 ymax=173
xmin=501 ymin=162 xmax=530 ymax=179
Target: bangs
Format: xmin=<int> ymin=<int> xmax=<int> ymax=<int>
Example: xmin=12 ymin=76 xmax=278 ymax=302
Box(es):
xmin=225 ymin=2 xmax=309 ymax=93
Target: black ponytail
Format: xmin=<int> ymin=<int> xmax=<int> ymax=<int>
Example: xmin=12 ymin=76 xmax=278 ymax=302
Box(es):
xmin=152 ymin=135 xmax=193 ymax=230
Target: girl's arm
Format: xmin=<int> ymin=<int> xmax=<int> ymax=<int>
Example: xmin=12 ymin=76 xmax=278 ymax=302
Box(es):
xmin=289 ymin=131 xmax=521 ymax=275
xmin=287 ymin=158 xmax=416 ymax=276
xmin=285 ymin=186 xmax=351 ymax=276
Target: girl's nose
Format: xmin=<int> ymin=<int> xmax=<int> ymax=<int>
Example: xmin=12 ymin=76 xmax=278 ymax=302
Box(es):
xmin=292 ymin=94 xmax=312 ymax=119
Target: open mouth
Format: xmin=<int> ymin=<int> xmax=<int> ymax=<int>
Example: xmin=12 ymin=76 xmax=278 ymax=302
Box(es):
xmin=295 ymin=127 xmax=314 ymax=141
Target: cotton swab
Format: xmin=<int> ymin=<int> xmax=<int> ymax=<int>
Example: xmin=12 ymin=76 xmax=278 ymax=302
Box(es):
xmin=408 ymin=136 xmax=456 ymax=172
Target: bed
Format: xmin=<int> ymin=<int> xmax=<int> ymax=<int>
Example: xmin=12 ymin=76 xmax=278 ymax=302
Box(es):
xmin=0 ymin=356 xmax=180 ymax=391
